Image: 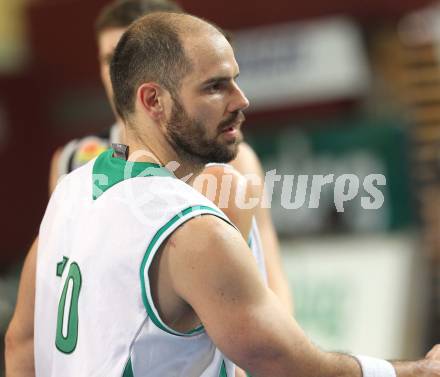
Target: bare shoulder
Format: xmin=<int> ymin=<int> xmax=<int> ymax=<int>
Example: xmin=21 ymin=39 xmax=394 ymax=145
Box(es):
xmin=198 ymin=163 xmax=248 ymax=200
xmin=169 ymin=214 xmax=239 ymax=257
xmin=230 ymin=142 xmax=262 ymax=176
xmin=49 ymin=148 xmax=63 ymax=194
xmin=200 ymin=163 xmax=244 ymax=184
xmin=230 ymin=142 xmax=264 ymax=198
xmin=51 ymin=147 xmax=63 ymax=164
xmin=195 ymin=164 xmax=258 ymax=238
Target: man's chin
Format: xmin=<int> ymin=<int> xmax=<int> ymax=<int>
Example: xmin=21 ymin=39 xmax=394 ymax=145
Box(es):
xmin=184 ymin=137 xmax=242 ymax=164
xmin=214 ymin=143 xmax=240 ymax=163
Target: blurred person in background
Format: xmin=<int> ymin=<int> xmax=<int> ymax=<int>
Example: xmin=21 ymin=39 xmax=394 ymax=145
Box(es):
xmin=5 ymin=0 xmax=292 ymax=376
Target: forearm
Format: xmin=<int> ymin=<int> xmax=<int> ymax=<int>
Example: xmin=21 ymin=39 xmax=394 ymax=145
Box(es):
xmin=320 ymin=353 xmax=362 ymax=377
xmin=244 ymin=348 xmax=361 ymax=377
xmin=223 ymin=295 xmax=360 ymax=377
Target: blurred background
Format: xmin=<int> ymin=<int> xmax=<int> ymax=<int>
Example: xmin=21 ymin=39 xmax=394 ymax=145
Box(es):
xmin=2 ymin=0 xmax=440 ymax=374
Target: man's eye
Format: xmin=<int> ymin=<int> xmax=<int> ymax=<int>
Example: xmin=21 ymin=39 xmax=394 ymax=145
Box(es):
xmin=207 ymin=82 xmax=223 ymax=92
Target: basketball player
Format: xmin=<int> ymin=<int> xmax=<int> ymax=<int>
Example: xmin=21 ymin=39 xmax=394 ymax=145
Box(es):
xmin=14 ymin=11 xmax=440 ymax=377
xmin=52 ymin=0 xmax=292 ymax=309
xmin=5 ymin=1 xmax=290 ymax=375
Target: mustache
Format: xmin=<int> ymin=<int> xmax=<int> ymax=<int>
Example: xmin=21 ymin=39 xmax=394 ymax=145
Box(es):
xmin=218 ymin=111 xmax=246 ymax=131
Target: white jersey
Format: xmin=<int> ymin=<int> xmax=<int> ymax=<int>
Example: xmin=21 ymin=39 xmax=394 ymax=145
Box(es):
xmin=58 ymin=134 xmax=268 ymax=284
xmin=35 ymin=148 xmax=236 ymax=377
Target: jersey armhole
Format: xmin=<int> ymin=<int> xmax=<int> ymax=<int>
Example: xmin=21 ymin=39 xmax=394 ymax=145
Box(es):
xmin=139 ymin=205 xmax=234 ymax=337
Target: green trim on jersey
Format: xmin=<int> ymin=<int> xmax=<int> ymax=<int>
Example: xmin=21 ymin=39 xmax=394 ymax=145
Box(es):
xmin=92 ymin=148 xmax=173 ymax=200
xmin=219 ymin=360 xmax=228 ymax=377
xmin=140 ymin=205 xmax=232 ymax=337
xmin=122 ymin=358 xmax=134 ymax=377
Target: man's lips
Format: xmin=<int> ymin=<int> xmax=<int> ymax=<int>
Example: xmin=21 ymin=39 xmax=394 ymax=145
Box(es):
xmin=221 ymin=123 xmax=240 ymax=133
xmin=220 ymin=120 xmax=244 ymax=140
xmin=220 ymin=114 xmax=246 ymax=133
xmin=222 ymin=127 xmax=238 ymax=136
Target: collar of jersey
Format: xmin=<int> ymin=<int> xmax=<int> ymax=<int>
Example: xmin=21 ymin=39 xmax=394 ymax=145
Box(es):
xmin=92 ymin=148 xmax=174 ymax=200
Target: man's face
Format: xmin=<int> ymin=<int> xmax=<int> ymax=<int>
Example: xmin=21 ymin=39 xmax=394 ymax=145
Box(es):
xmin=164 ymin=32 xmax=249 ymax=164
xmin=97 ymin=27 xmax=126 ymax=117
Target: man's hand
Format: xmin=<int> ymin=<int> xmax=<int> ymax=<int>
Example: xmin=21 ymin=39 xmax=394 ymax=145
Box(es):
xmin=427 ymin=345 xmax=440 ymax=360
xmin=393 ymin=356 xmax=440 ymax=377
xmin=413 ymin=359 xmax=440 ymax=376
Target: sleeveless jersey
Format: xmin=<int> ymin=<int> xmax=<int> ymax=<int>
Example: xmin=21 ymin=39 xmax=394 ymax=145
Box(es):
xmin=57 ymin=130 xmax=268 ymax=280
xmin=35 ymin=148 xmax=236 ymax=377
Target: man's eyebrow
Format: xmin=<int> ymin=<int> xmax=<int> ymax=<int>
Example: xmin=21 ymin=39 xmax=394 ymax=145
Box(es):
xmin=201 ymin=73 xmax=240 ymax=86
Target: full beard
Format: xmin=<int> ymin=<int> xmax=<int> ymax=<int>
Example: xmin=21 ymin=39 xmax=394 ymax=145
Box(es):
xmin=165 ymin=97 xmax=242 ymax=165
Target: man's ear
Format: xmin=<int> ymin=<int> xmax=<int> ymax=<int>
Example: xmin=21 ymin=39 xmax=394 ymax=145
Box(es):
xmin=137 ymin=82 xmax=165 ymax=120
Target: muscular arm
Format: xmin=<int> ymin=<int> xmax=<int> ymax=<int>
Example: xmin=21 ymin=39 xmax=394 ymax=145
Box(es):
xmin=166 ymin=217 xmax=358 ymax=377
xmin=231 ymin=142 xmax=294 ymax=313
xmin=164 ymin=216 xmax=440 ymax=377
xmin=5 ymin=237 xmax=37 ymax=377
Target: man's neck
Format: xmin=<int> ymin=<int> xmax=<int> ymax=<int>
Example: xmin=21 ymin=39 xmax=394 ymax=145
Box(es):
xmin=124 ymin=129 xmax=204 ymax=183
